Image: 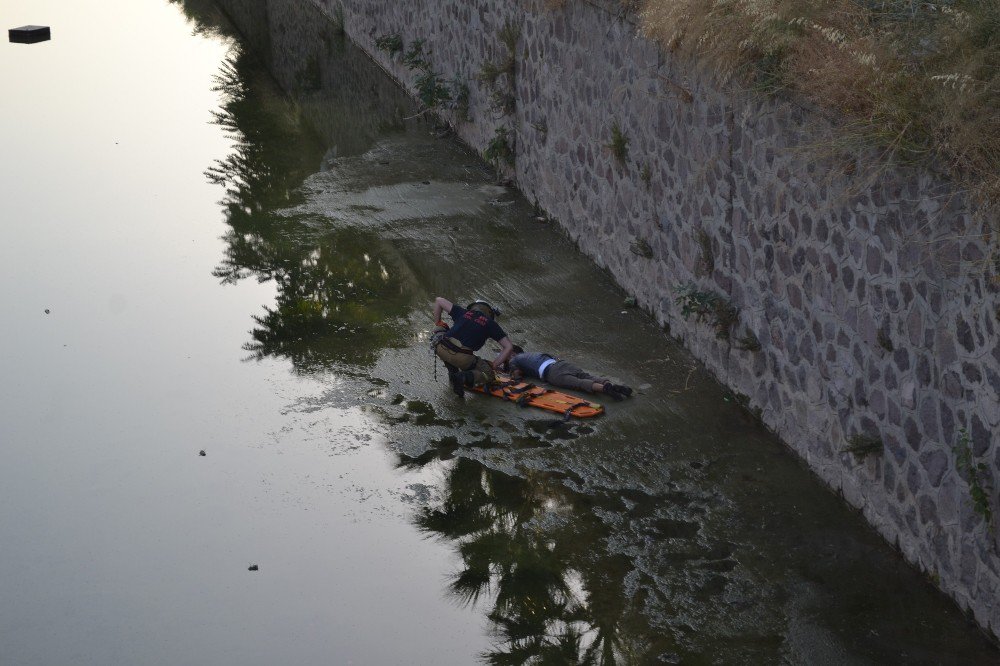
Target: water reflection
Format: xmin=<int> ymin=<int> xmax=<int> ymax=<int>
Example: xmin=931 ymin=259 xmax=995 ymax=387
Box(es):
xmin=403 ymin=452 xmax=658 ymax=664
xmin=203 ymin=25 xmax=417 ymax=371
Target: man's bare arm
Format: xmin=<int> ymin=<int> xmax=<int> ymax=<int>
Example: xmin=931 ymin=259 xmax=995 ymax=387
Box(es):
xmin=432 ymin=297 xmax=453 ymax=324
xmin=492 ymin=336 xmax=515 ymax=369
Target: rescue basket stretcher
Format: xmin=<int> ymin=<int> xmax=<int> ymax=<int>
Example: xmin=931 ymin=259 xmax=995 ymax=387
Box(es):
xmin=469 ymin=373 xmax=604 ymax=419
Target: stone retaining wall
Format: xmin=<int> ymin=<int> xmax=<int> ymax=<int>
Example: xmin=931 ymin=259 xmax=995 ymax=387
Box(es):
xmin=318 ymin=0 xmax=1000 ymax=633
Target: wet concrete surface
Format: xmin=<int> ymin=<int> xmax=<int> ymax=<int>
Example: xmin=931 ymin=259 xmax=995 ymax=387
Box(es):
xmin=1 ymin=0 xmax=997 ymax=662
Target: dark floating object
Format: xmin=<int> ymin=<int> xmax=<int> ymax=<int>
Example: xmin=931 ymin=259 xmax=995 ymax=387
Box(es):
xmin=9 ymin=26 xmax=51 ymax=44
xmin=198 ymin=450 xmax=206 ymax=457
xmin=44 ymin=309 xmax=50 ymax=314
xmin=248 ymin=564 xmax=259 ymax=572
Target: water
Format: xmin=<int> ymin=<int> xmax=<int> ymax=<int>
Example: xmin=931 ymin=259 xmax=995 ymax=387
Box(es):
xmin=0 ymin=0 xmax=995 ymax=663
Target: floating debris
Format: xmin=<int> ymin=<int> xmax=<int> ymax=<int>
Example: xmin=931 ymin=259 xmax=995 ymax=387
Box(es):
xmin=44 ymin=309 xmax=50 ymax=314
xmin=248 ymin=564 xmax=259 ymax=572
xmin=9 ymin=26 xmax=50 ymax=44
xmin=198 ymin=450 xmax=206 ymax=457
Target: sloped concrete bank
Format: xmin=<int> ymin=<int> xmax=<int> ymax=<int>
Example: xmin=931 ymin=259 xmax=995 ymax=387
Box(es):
xmin=317 ymin=0 xmax=1000 ymax=633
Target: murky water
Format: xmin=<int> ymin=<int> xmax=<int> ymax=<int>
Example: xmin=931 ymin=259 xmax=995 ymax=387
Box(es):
xmin=1 ymin=0 xmax=996 ymax=663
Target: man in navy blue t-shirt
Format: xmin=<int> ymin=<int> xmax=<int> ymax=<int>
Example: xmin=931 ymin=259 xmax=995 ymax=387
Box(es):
xmin=431 ymin=296 xmax=514 ymax=396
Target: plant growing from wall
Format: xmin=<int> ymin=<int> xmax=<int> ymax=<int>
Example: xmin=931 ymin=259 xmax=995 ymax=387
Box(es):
xmin=630 ymin=238 xmax=654 ymax=259
xmin=675 ymin=284 xmax=738 ymax=341
xmin=843 ymin=434 xmax=883 ymax=460
xmin=375 ymin=33 xmax=403 ymax=57
xmin=607 ymin=122 xmax=629 ymax=167
xmin=403 ymin=39 xmax=430 ymax=70
xmin=415 ymin=69 xmax=452 ymax=110
xmin=484 ymin=126 xmax=515 ymax=179
xmin=640 ymin=164 xmax=652 ymax=189
xmin=954 ymin=427 xmax=993 ymax=527
xmin=735 ymin=331 xmax=761 ymax=352
xmin=396 ymin=38 xmax=455 ymax=114
xmin=478 ymin=21 xmax=520 ymax=117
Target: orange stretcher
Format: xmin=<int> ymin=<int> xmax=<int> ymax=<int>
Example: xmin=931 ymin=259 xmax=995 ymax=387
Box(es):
xmin=469 ymin=374 xmax=604 ymax=419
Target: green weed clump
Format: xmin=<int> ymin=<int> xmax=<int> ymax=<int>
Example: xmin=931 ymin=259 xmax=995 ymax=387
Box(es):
xmin=479 ymin=21 xmax=521 ymax=117
xmin=844 ymin=434 xmax=883 ymax=460
xmin=675 ymin=284 xmax=738 ymax=340
xmin=607 ymin=122 xmax=629 ymax=166
xmin=403 ymin=39 xmax=429 ymax=71
xmin=484 ymin=126 xmax=515 ymax=176
xmin=954 ymin=427 xmax=993 ymax=526
xmin=375 ymin=33 xmax=403 ymax=56
xmin=415 ymin=69 xmax=452 ymax=109
xmin=396 ymin=38 xmax=453 ymax=112
xmin=636 ymin=0 xmax=1000 ymax=219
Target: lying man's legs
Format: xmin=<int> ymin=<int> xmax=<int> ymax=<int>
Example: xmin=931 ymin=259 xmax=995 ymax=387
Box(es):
xmin=545 ymin=360 xmax=604 ymax=393
xmin=545 ymin=360 xmax=632 ymax=400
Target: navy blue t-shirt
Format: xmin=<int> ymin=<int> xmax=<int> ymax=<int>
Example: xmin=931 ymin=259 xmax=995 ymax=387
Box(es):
xmin=447 ymin=305 xmax=507 ymax=351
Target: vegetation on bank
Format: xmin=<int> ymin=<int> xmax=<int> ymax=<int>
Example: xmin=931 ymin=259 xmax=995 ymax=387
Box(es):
xmin=550 ymin=0 xmax=999 ymax=217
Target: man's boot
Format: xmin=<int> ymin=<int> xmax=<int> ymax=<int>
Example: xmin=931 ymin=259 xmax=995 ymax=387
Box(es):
xmin=448 ymin=370 xmax=465 ymax=398
xmin=602 ymin=381 xmax=625 ymax=401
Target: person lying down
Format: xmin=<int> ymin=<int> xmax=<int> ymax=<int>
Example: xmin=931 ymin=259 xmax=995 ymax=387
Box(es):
xmin=502 ymin=346 xmax=632 ymax=401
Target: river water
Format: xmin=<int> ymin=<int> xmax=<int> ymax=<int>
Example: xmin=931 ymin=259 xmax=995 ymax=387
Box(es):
xmin=0 ymin=0 xmax=995 ymax=663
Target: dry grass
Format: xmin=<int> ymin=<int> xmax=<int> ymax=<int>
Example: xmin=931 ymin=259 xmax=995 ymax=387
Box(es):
xmin=560 ymin=0 xmax=1000 ymax=219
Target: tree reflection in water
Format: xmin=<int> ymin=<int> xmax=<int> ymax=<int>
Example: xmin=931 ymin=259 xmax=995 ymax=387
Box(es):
xmin=402 ymin=451 xmax=661 ymax=664
xmin=204 ymin=38 xmax=415 ymax=372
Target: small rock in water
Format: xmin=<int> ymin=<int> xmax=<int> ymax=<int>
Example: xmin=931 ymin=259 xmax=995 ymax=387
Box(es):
xmin=198 ymin=450 xmax=206 ymax=457
xmin=248 ymin=564 xmax=259 ymax=572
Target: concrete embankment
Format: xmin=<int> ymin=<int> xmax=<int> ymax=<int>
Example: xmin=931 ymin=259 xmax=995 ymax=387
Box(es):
xmin=313 ymin=0 xmax=1000 ymax=634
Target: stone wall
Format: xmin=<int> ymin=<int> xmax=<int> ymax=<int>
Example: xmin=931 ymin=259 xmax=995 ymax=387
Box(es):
xmin=319 ymin=0 xmax=1000 ymax=633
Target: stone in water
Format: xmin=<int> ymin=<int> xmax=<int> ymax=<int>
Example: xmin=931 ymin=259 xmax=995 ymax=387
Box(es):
xmin=9 ymin=26 xmax=51 ymax=44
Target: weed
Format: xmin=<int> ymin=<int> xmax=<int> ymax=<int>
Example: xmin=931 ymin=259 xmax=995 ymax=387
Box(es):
xmin=736 ymin=332 xmax=761 ymax=352
xmin=499 ymin=20 xmax=520 ymax=53
xmin=484 ymin=126 xmax=515 ymax=176
xmin=630 ymin=238 xmax=653 ymax=259
xmin=375 ymin=33 xmax=403 ymax=57
xmin=640 ymin=164 xmax=652 ymax=189
xmin=478 ymin=21 xmax=520 ymax=118
xmin=403 ymin=39 xmax=429 ymax=71
xmin=844 ymin=434 xmax=883 ymax=459
xmin=675 ymin=284 xmax=739 ymax=340
xmin=954 ymin=427 xmax=993 ymax=527
xmin=488 ymin=87 xmax=516 ymax=116
xmin=607 ymin=122 xmax=629 ymax=166
xmin=478 ymin=59 xmax=511 ymax=87
xmin=415 ymin=69 xmax=451 ymax=110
